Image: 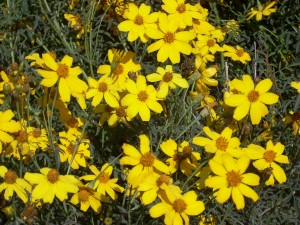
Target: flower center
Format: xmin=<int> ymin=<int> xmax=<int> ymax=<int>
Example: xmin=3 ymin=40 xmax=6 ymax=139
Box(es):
xmin=134 ymin=14 xmax=144 ymax=25
xmin=98 ymin=172 xmax=110 ymax=183
xmin=291 ymin=112 xmax=300 ymax=121
xmin=98 ymin=82 xmax=108 ymax=92
xmin=67 ymin=143 xmax=75 ymax=154
xmin=116 ymin=106 xmax=126 ymax=117
xmin=236 ymin=49 xmax=244 ymax=57
xmin=164 ymin=32 xmax=175 ymax=43
xmin=247 ymin=90 xmax=259 ymax=102
xmin=4 ymin=171 xmax=18 ymax=184
xmin=215 ymin=137 xmax=229 ymax=151
xmin=138 ymin=90 xmax=148 ymax=102
xmin=207 ymin=39 xmax=215 ymax=47
xmin=17 ymin=130 xmax=29 ymax=143
xmin=163 ymin=72 xmax=173 ymax=82
xmin=176 ymin=4 xmax=186 ymax=13
xmin=78 ymin=189 xmax=90 ymax=202
xmin=173 ymin=199 xmax=187 ymax=213
xmin=226 ymin=170 xmax=242 ymax=187
xmin=140 ymin=152 xmax=155 ymax=167
xmin=47 ymin=169 xmax=59 ymax=183
xmin=156 ymin=174 xmax=171 ymax=187
xmin=32 ymin=128 xmax=42 ymax=138
xmin=67 ymin=118 xmax=79 ymax=128
xmin=263 ymin=150 xmax=276 ymax=163
xmin=57 ymin=64 xmax=69 ymax=78
xmin=113 ymin=65 xmax=124 ymax=76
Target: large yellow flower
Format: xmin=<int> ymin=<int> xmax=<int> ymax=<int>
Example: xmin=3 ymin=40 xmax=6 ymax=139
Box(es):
xmin=119 ymin=134 xmax=169 ymax=187
xmin=121 ymin=76 xmax=163 ymax=121
xmin=24 ymin=168 xmax=79 ymax=203
xmin=0 ymin=110 xmax=21 ymax=143
xmin=205 ymin=154 xmax=260 ymax=210
xmin=245 ymin=141 xmax=289 ymax=185
xmin=150 ymin=188 xmax=205 ymax=225
xmin=0 ymin=166 xmax=32 ymax=203
xmin=146 ymin=13 xmax=196 ymax=64
xmin=247 ymin=1 xmax=277 ymax=21
xmin=118 ymin=3 xmax=158 ymax=42
xmin=36 ymin=54 xmax=88 ymax=102
xmin=224 ymin=75 xmax=279 ymax=125
xmin=80 ymin=163 xmax=124 ymax=200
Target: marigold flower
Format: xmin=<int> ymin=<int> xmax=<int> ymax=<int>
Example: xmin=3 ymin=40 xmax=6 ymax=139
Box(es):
xmin=0 ymin=110 xmax=21 ymax=143
xmin=247 ymin=1 xmax=277 ymax=21
xmin=205 ymin=154 xmax=260 ymax=210
xmin=24 ymin=168 xmax=79 ymax=203
xmin=150 ymin=188 xmax=205 ymax=225
xmin=119 ymin=134 xmax=169 ymax=187
xmin=118 ymin=3 xmax=158 ymax=42
xmin=0 ymin=166 xmax=32 ymax=203
xmin=80 ymin=163 xmax=124 ymax=200
xmin=146 ymin=13 xmax=196 ymax=64
xmin=245 ymin=141 xmax=289 ymax=185
xmin=223 ymin=45 xmax=251 ymax=64
xmin=121 ymin=76 xmax=163 ymax=121
xmin=147 ymin=65 xmax=189 ymax=99
xmin=224 ymin=75 xmax=279 ymax=125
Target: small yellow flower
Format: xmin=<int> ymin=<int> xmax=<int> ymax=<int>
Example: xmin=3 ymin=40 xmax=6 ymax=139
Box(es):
xmin=247 ymin=1 xmax=277 ymax=21
xmin=64 ymin=14 xmax=86 ymax=38
xmin=283 ymin=111 xmax=300 ymax=135
xmin=0 ymin=110 xmax=21 ymax=143
xmin=245 ymin=141 xmax=289 ymax=185
xmin=223 ymin=45 xmax=251 ymax=64
xmin=291 ymin=81 xmax=300 ymax=93
xmin=205 ymin=154 xmax=260 ymax=210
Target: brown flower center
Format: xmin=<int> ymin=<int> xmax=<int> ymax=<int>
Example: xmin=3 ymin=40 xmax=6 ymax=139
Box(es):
xmin=215 ymin=137 xmax=229 ymax=151
xmin=138 ymin=90 xmax=148 ymax=102
xmin=78 ymin=189 xmax=90 ymax=202
xmin=156 ymin=174 xmax=171 ymax=187
xmin=98 ymin=172 xmax=110 ymax=183
xmin=236 ymin=49 xmax=244 ymax=57
xmin=173 ymin=199 xmax=186 ymax=213
xmin=247 ymin=90 xmax=259 ymax=102
xmin=134 ymin=14 xmax=144 ymax=25
xmin=291 ymin=112 xmax=300 ymax=121
xmin=98 ymin=82 xmax=108 ymax=92
xmin=57 ymin=64 xmax=69 ymax=78
xmin=140 ymin=152 xmax=155 ymax=167
xmin=32 ymin=128 xmax=42 ymax=138
xmin=164 ymin=32 xmax=175 ymax=43
xmin=207 ymin=39 xmax=215 ymax=47
xmin=163 ymin=72 xmax=173 ymax=82
xmin=226 ymin=170 xmax=242 ymax=187
xmin=17 ymin=130 xmax=29 ymax=143
xmin=176 ymin=4 xmax=186 ymax=13
xmin=116 ymin=106 xmax=126 ymax=117
xmin=113 ymin=65 xmax=124 ymax=76
xmin=67 ymin=118 xmax=79 ymax=128
xmin=67 ymin=143 xmax=75 ymax=154
xmin=4 ymin=171 xmax=18 ymax=184
xmin=47 ymin=169 xmax=59 ymax=183
xmin=264 ymin=150 xmax=276 ymax=163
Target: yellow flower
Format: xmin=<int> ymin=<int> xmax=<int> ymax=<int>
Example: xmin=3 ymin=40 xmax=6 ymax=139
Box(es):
xmin=150 ymin=188 xmax=205 ymax=225
xmin=121 ymin=76 xmax=163 ymax=121
xmin=0 ymin=166 xmax=32 ymax=203
xmin=223 ymin=45 xmax=251 ymax=64
xmin=205 ymin=154 xmax=260 ymax=210
xmin=118 ymin=3 xmax=158 ymax=42
xmin=146 ymin=13 xmax=196 ymax=64
xmin=147 ymin=65 xmax=189 ymax=99
xmin=245 ymin=141 xmax=289 ymax=185
xmin=36 ymin=54 xmax=88 ymax=102
xmin=161 ymin=0 xmax=201 ymax=29
xmin=86 ymin=75 xmax=120 ymax=108
xmin=224 ymin=75 xmax=279 ymax=125
xmin=194 ymin=34 xmax=223 ymax=55
xmin=160 ymin=139 xmax=200 ymax=175
xmin=0 ymin=110 xmax=21 ymax=143
xmin=291 ymin=81 xmax=300 ymax=93
xmin=24 ymin=168 xmax=79 ymax=203
xmin=70 ymin=182 xmax=103 ymax=212
xmin=64 ymin=14 xmax=86 ymax=38
xmin=0 ymin=71 xmax=14 ymax=92
xmin=247 ymin=1 xmax=277 ymax=21
xmin=80 ymin=163 xmax=124 ymax=200
xmin=283 ymin=111 xmax=300 ymax=135
xmin=58 ymin=129 xmax=90 ymax=169
xmin=193 ymin=126 xmax=242 ymax=161
xmin=119 ymin=134 xmax=169 ymax=187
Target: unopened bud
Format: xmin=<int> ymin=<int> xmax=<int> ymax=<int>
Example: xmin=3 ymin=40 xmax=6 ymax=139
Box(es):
xmin=3 ymin=83 xmax=11 ymax=95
